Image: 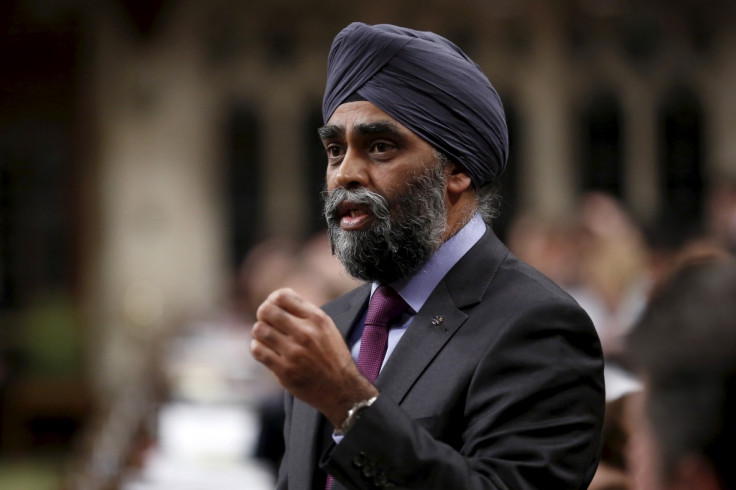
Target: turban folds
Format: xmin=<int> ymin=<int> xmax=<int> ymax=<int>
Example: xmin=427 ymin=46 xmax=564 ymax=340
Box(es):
xmin=323 ymin=23 xmax=509 ymax=188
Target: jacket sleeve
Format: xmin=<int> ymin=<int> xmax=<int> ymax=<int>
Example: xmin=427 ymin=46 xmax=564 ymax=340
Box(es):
xmin=319 ymin=301 xmax=605 ymax=489
xmin=275 ymin=393 xmax=293 ymax=490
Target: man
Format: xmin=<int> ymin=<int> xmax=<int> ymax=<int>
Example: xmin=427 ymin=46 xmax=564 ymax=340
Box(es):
xmin=250 ymin=22 xmax=604 ymax=489
xmin=626 ymin=259 xmax=736 ymax=490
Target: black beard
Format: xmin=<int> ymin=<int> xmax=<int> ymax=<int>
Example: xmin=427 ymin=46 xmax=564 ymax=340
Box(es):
xmin=323 ymin=165 xmax=447 ymax=283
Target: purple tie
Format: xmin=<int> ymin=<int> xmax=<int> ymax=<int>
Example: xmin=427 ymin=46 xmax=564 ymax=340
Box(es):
xmin=356 ymin=285 xmax=408 ymax=383
xmin=326 ymin=286 xmax=407 ymax=489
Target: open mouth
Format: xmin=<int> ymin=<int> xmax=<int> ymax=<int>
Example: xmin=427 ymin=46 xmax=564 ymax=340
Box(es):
xmin=337 ymin=201 xmax=374 ymax=230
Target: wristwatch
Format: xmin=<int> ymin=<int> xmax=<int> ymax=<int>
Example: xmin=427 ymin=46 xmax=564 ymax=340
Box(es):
xmin=335 ymin=396 xmax=378 ymax=436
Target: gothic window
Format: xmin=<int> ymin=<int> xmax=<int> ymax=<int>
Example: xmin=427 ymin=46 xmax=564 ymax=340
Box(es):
xmin=580 ymin=92 xmax=624 ymax=198
xmin=225 ymin=103 xmax=262 ymax=267
xmin=657 ymin=86 xmax=703 ymax=231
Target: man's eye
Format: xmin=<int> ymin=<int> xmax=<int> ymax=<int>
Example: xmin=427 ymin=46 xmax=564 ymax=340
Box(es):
xmin=326 ymin=145 xmax=343 ymax=158
xmin=371 ymin=142 xmax=392 ymax=153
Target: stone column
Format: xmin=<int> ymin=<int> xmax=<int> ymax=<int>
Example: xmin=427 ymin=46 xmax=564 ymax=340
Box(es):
xmin=623 ymin=82 xmax=659 ymax=223
xmin=83 ymin=2 xmax=226 ymax=399
xmin=259 ymin=83 xmax=310 ymax=238
xmin=518 ymin=2 xmax=575 ymax=217
xmin=702 ymin=31 xmax=736 ymax=180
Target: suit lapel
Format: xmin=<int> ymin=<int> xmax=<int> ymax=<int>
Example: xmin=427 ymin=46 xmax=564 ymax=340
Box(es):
xmin=325 ymin=283 xmax=371 ymax=338
xmin=376 ymin=229 xmax=509 ymax=404
xmin=376 ymin=279 xmax=467 ymax=403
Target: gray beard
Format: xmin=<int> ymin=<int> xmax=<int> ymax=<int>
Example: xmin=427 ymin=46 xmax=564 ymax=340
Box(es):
xmin=323 ymin=164 xmax=448 ymax=283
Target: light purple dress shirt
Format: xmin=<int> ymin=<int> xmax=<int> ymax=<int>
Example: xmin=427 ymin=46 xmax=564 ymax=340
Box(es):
xmin=348 ymin=213 xmax=487 ymax=369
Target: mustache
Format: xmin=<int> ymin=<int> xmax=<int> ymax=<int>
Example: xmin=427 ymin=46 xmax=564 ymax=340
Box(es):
xmin=323 ymin=187 xmax=391 ymax=224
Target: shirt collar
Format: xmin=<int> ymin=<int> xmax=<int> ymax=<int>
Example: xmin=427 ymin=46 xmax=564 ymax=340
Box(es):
xmin=371 ymin=213 xmax=486 ymax=313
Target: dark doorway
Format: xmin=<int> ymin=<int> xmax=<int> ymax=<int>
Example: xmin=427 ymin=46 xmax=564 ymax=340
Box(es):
xmin=580 ymin=92 xmax=624 ymax=198
xmin=225 ymin=104 xmax=262 ymax=267
xmin=657 ymin=86 xmax=704 ymax=232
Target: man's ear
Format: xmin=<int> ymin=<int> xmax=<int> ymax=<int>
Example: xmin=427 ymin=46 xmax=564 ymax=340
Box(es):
xmin=446 ymin=162 xmax=473 ymax=195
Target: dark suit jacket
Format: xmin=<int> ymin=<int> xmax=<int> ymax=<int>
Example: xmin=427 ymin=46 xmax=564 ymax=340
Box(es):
xmin=277 ymin=228 xmax=605 ymax=489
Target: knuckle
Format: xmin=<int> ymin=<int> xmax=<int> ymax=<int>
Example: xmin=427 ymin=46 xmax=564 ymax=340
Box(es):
xmin=270 ymin=287 xmax=293 ymax=304
xmin=255 ymin=301 xmax=272 ymax=320
xmin=257 ymin=301 xmax=284 ymax=324
xmin=251 ymin=340 xmax=278 ymax=373
xmin=309 ymin=307 xmax=329 ymax=325
xmin=250 ymin=339 xmax=265 ymax=359
xmin=289 ymin=323 xmax=309 ymax=343
xmin=267 ymin=289 xmax=283 ymax=303
xmin=251 ymin=321 xmax=270 ymax=342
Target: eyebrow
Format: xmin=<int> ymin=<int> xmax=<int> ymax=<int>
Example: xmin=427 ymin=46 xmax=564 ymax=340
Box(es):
xmin=318 ymin=124 xmax=343 ymax=141
xmin=318 ymin=120 xmax=404 ymax=141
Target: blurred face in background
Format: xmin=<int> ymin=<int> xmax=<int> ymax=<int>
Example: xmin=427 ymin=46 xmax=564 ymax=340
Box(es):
xmin=627 ymin=381 xmax=727 ymax=490
xmin=627 ymin=389 xmax=666 ymax=490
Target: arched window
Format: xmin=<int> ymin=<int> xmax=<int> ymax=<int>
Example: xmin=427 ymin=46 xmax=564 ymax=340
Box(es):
xmin=225 ymin=103 xmax=262 ymax=267
xmin=579 ymin=92 xmax=624 ymax=197
xmin=0 ymin=18 xmax=78 ymax=310
xmin=657 ymin=86 xmax=703 ymax=231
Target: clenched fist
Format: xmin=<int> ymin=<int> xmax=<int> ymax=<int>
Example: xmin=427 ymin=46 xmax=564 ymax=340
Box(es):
xmin=250 ymin=288 xmax=378 ymax=428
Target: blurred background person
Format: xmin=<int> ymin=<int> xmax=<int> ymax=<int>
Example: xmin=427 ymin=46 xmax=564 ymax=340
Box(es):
xmin=705 ymin=175 xmax=736 ymax=255
xmin=626 ymin=258 xmax=736 ymax=490
xmin=505 ymin=212 xmax=582 ymax=290
xmin=589 ymin=363 xmax=642 ymax=490
xmin=568 ymin=192 xmax=651 ymax=360
xmin=508 ymin=192 xmax=651 ymax=360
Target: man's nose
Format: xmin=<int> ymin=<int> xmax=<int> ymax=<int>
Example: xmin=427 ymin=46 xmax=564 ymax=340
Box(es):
xmin=333 ymin=148 xmax=369 ymax=189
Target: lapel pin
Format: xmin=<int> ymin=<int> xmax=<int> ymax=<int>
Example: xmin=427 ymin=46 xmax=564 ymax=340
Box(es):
xmin=432 ymin=315 xmax=444 ymax=326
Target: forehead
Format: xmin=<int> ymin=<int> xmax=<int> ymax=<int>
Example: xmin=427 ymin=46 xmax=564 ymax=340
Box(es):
xmin=328 ymin=100 xmax=391 ymax=122
xmin=325 ymin=101 xmax=414 ymax=136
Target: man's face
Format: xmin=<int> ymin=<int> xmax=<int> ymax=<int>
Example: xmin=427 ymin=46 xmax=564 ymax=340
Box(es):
xmin=320 ymin=101 xmax=449 ymax=283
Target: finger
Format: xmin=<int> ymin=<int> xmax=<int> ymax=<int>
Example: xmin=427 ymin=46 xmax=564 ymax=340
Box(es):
xmin=250 ymin=337 xmax=280 ymax=371
xmin=256 ymin=297 xmax=300 ymax=336
xmin=251 ymin=320 xmax=288 ymax=352
xmin=267 ymin=287 xmax=322 ymax=320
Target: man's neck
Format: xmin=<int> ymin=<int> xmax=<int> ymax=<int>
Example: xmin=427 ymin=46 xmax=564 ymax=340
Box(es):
xmin=379 ymin=213 xmax=487 ymax=313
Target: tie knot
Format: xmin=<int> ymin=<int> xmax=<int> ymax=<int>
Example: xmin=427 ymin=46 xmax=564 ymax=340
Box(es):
xmin=365 ymin=286 xmax=408 ymax=328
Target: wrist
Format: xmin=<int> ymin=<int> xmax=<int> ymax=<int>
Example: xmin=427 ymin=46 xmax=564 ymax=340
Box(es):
xmin=325 ymin=374 xmax=379 ymax=429
xmin=334 ymin=396 xmax=378 ymax=436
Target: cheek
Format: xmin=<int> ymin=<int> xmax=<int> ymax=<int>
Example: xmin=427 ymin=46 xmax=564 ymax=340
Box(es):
xmin=325 ymin=169 xmax=338 ymax=191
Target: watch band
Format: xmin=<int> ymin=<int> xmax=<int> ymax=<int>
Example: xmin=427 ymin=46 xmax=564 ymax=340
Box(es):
xmin=335 ymin=396 xmax=378 ymax=436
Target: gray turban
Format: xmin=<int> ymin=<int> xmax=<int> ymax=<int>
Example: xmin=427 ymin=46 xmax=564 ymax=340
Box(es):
xmin=322 ymin=22 xmax=509 ymax=188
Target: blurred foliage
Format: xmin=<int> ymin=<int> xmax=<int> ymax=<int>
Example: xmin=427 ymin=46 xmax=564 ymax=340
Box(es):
xmin=19 ymin=292 xmax=82 ymax=377
xmin=0 ymin=459 xmax=62 ymax=490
